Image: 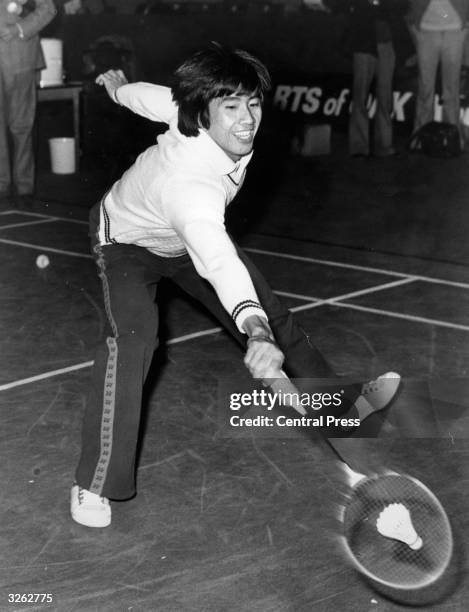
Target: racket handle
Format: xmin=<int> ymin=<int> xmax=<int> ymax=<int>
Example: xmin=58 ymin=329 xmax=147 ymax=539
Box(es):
xmin=262 ymin=370 xmax=307 ymax=416
xmin=265 ymin=373 xmax=367 ymax=483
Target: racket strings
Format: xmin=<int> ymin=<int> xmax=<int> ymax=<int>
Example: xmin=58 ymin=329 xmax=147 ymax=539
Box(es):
xmin=343 ymin=474 xmax=452 ymax=588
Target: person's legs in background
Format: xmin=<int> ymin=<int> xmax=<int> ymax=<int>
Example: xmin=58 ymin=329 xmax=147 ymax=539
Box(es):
xmin=413 ymin=29 xmax=441 ymax=133
xmin=9 ymin=69 xmax=36 ymax=199
xmin=349 ymin=52 xmax=376 ymax=156
xmin=0 ymin=67 xmax=11 ymax=201
xmin=374 ymin=41 xmax=396 ymax=156
xmin=440 ymin=28 xmax=467 ymax=136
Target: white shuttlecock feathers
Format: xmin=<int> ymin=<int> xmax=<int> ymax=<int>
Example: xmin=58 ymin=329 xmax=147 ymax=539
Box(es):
xmin=376 ymin=503 xmax=423 ymax=550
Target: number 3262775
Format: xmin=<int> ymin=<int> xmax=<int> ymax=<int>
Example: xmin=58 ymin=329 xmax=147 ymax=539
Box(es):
xmin=8 ymin=594 xmax=53 ymax=603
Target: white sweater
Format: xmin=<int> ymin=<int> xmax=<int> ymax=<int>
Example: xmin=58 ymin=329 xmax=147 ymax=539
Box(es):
xmin=98 ymin=83 xmax=267 ymax=332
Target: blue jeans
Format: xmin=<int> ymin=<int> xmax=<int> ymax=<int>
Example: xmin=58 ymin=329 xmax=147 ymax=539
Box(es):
xmin=76 ymin=203 xmax=358 ymax=499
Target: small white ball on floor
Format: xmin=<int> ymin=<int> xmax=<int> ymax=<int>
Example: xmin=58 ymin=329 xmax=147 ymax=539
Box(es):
xmin=36 ymin=254 xmax=50 ymax=269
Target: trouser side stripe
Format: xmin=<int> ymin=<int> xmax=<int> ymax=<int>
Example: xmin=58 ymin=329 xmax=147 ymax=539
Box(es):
xmin=89 ymin=245 xmax=118 ymax=493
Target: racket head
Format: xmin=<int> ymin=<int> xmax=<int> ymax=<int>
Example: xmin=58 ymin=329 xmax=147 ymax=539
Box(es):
xmin=339 ymin=471 xmax=453 ymax=591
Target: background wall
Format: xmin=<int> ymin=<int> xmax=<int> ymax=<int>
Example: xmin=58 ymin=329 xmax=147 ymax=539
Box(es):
xmin=44 ymin=10 xmax=417 ymax=119
xmin=38 ymin=10 xmax=420 ymax=168
xmin=51 ymin=11 xmax=354 ymax=83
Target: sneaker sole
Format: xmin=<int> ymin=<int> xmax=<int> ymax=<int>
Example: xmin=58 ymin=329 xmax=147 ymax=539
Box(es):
xmin=71 ymin=510 xmax=111 ymax=528
xmin=372 ymin=372 xmax=402 ymax=412
xmin=71 ymin=485 xmax=111 ymax=528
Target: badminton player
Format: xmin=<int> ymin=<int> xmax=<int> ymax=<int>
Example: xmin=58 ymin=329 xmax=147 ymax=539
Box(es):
xmin=72 ymin=43 xmax=400 ymax=527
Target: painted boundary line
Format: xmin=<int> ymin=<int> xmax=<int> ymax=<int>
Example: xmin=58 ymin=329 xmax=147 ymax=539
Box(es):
xmin=0 ymin=360 xmax=95 ymax=391
xmin=0 ymin=209 xmax=88 ymax=225
xmin=1 ymin=213 xmax=469 ymax=392
xmin=332 ymin=302 xmax=469 ymax=332
xmin=2 ymin=277 xmax=469 ymax=393
xmin=2 ymin=212 xmax=469 ymax=290
xmin=0 ymin=218 xmax=59 ymax=231
xmin=287 ymin=281 xmax=469 ymax=331
xmin=0 ymin=237 xmax=93 ymax=259
xmin=244 ymin=247 xmax=469 ymax=291
xmin=0 ymin=327 xmax=223 ymax=392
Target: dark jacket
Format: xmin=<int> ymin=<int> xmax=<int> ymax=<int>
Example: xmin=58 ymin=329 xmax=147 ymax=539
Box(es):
xmin=326 ymin=0 xmax=409 ymax=55
xmin=348 ymin=0 xmax=409 ymax=55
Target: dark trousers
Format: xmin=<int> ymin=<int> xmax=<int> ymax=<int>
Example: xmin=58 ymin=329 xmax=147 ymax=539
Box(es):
xmin=76 ymin=204 xmax=358 ymax=499
xmin=0 ymin=67 xmax=36 ymax=194
xmin=349 ymin=43 xmax=395 ymax=156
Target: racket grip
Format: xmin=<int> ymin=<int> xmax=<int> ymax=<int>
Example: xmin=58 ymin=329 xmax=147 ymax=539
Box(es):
xmin=262 ymin=370 xmax=307 ymax=416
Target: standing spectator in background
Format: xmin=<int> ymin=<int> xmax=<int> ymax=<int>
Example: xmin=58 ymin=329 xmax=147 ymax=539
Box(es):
xmin=346 ymin=0 xmax=409 ymax=157
xmin=0 ymin=0 xmax=56 ymax=208
xmin=408 ymin=0 xmax=469 ymax=136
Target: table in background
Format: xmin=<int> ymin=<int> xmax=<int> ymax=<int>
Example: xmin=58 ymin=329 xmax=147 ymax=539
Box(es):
xmin=37 ymin=82 xmax=83 ymax=171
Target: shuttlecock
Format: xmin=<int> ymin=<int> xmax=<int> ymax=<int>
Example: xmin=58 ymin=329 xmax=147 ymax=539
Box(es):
xmin=36 ymin=254 xmax=50 ymax=269
xmin=376 ymin=503 xmax=423 ymax=550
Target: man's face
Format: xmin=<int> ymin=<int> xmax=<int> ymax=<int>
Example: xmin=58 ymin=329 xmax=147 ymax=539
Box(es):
xmin=205 ymin=92 xmax=262 ymax=161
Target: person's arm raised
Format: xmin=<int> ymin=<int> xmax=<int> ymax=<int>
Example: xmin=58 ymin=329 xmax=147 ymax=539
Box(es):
xmin=95 ymin=70 xmax=177 ymax=124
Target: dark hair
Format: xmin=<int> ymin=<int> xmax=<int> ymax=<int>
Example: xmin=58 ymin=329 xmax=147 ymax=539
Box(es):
xmin=171 ymin=42 xmax=271 ymax=137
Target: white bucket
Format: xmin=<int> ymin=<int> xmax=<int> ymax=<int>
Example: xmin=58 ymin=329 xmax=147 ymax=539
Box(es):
xmin=49 ymin=138 xmax=76 ymax=174
xmin=40 ymin=38 xmax=63 ymax=87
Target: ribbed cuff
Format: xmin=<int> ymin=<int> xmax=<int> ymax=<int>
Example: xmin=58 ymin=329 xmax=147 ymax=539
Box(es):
xmin=232 ymin=300 xmax=268 ymax=333
xmin=112 ymin=87 xmax=121 ymax=105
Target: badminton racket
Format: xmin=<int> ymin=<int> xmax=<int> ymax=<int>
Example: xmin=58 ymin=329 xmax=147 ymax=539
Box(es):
xmin=264 ymin=370 xmax=453 ymax=592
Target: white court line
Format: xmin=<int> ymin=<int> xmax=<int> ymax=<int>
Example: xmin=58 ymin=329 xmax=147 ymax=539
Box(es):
xmin=0 ymin=327 xmax=223 ymax=392
xmin=318 ymin=277 xmax=417 ymax=304
xmin=0 ymin=224 xmax=468 ymax=391
xmin=279 ymin=278 xmax=416 ymax=310
xmin=166 ymin=327 xmax=222 ymax=345
xmin=332 ymin=302 xmax=469 ymax=332
xmin=0 ymin=237 xmax=92 ymax=259
xmin=3 ymin=217 xmax=469 ymax=290
xmin=2 ymin=276 xmax=464 ymax=392
xmin=245 ymin=247 xmax=411 ymax=277
xmin=274 ymin=290 xmax=319 ymax=302
xmin=288 ymin=293 xmax=469 ymax=331
xmin=0 ymin=218 xmax=58 ymax=231
xmin=0 ymin=361 xmax=94 ymax=391
xmin=5 ymin=213 xmax=469 ymax=290
xmin=283 ymin=278 xmax=469 ymax=334
xmin=245 ymin=247 xmax=469 ymax=291
xmin=11 ymin=210 xmax=88 ymax=225
xmin=4 ymin=231 xmax=468 ymax=291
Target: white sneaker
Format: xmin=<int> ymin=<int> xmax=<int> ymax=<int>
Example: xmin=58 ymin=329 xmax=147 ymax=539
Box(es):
xmin=71 ymin=484 xmax=111 ymax=528
xmin=355 ymin=372 xmax=401 ymax=421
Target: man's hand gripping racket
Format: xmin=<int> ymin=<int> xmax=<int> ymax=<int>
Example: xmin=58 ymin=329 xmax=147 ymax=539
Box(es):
xmin=261 ymin=368 xmax=454 ymax=592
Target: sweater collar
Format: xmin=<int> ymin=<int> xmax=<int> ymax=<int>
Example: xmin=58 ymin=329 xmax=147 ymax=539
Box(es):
xmin=194 ymin=128 xmax=254 ymax=176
